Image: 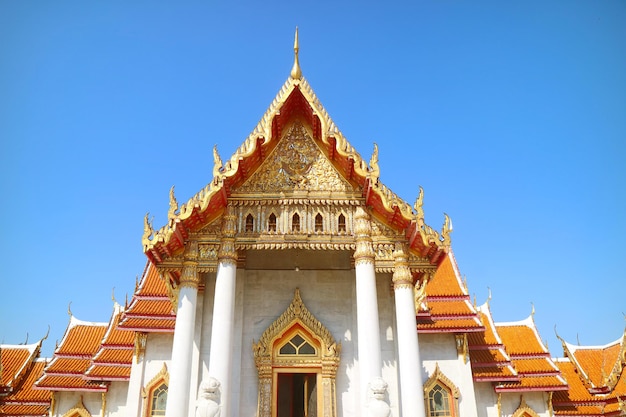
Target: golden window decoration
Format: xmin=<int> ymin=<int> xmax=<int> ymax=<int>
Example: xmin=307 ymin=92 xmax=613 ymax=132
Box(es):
xmin=142 ymin=363 xmax=169 ymax=417
xmin=150 ymin=383 xmax=167 ymax=416
xmin=424 ymin=364 xmax=460 ymax=417
xmin=245 ymin=214 xmax=254 ymax=232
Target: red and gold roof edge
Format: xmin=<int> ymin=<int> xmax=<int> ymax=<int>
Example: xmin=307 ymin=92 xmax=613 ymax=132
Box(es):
xmin=118 ymin=262 xmax=175 ymax=333
xmin=141 ymin=76 xmax=451 ymax=267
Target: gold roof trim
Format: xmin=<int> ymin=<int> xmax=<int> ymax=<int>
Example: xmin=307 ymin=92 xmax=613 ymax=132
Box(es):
xmin=143 ymin=45 xmax=452 ymax=254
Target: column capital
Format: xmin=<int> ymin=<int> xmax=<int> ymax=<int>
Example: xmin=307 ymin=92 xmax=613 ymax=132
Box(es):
xmin=392 ymin=241 xmax=413 ymax=289
xmin=180 ymin=240 xmax=200 ymax=289
xmin=218 ymin=206 xmax=238 ymax=265
xmin=354 ymin=206 xmax=375 ymax=265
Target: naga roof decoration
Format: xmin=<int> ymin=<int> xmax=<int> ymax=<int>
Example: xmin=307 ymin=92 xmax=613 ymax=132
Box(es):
xmin=142 ymin=31 xmax=451 ymax=268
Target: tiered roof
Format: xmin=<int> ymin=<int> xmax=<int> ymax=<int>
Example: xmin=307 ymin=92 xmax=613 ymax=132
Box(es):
xmin=35 ymin=316 xmax=108 ymax=392
xmin=494 ymin=316 xmax=567 ymax=392
xmin=417 ymin=252 xmax=483 ymax=333
xmin=118 ymin=262 xmax=175 ymax=332
xmin=0 ymin=342 xmax=50 ymax=417
xmin=84 ymin=304 xmax=134 ymax=382
xmin=553 ymin=332 xmax=626 ymax=416
xmin=467 ymin=303 xmax=518 ymax=382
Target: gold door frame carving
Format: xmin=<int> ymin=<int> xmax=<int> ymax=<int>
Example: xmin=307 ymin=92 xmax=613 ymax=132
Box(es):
xmin=253 ymin=289 xmax=341 ymax=417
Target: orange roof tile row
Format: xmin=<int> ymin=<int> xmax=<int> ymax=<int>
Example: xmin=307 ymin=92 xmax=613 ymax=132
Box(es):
xmin=417 ymin=254 xmax=484 ymax=333
xmin=0 ymin=356 xmax=50 ymax=417
xmin=118 ymin=264 xmax=176 ymax=333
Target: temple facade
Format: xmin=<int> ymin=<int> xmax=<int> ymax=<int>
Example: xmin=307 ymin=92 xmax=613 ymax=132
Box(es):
xmin=2 ymin=33 xmax=625 ymax=417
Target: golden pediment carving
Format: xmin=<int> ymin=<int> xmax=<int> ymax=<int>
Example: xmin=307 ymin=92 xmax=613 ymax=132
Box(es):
xmin=236 ymin=121 xmax=355 ymax=194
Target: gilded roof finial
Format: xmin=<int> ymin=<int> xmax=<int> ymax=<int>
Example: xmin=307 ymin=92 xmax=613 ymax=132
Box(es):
xmin=290 ymin=27 xmax=302 ymax=80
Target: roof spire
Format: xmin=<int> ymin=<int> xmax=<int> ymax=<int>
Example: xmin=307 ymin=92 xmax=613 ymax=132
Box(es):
xmin=290 ymin=27 xmax=302 ymax=80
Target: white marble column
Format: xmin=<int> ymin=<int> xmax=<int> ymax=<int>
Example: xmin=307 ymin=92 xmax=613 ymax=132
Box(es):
xmin=207 ymin=206 xmax=238 ymax=417
xmin=165 ymin=241 xmax=200 ymax=417
xmin=393 ymin=241 xmax=426 ymax=417
xmin=354 ymin=206 xmax=385 ymax=416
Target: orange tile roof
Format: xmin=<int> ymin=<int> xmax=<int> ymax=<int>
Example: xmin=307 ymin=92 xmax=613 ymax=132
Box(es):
xmin=553 ymin=332 xmax=626 ymax=417
xmin=0 ymin=344 xmax=37 ymax=390
xmin=85 ymin=304 xmax=134 ymax=382
xmin=119 ymin=263 xmax=176 ymax=332
xmin=563 ymin=335 xmax=625 ymax=391
xmin=35 ymin=316 xmax=108 ymax=392
xmin=0 ymin=342 xmax=50 ymax=417
xmin=495 ymin=317 xmax=567 ymax=393
xmin=424 ymin=252 xmax=467 ymax=298
xmin=496 ymin=322 xmax=547 ymax=356
xmin=467 ymin=304 xmax=518 ymax=383
xmin=417 ymin=253 xmax=483 ymax=333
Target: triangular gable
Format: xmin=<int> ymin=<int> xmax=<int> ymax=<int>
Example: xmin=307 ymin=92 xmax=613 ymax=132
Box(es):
xmin=559 ymin=330 xmax=626 ymax=393
xmin=235 ymin=120 xmax=355 ymax=195
xmin=142 ymin=49 xmax=450 ymax=267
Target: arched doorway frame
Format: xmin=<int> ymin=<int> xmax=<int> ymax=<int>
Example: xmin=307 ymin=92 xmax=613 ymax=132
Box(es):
xmin=253 ymin=289 xmax=341 ymax=417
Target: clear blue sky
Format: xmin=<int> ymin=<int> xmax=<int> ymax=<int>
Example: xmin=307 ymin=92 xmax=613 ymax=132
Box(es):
xmin=1 ymin=1 xmax=624 ymax=358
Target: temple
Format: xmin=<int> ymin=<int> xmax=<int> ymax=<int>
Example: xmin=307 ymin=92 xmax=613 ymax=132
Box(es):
xmin=1 ymin=31 xmax=625 ymax=417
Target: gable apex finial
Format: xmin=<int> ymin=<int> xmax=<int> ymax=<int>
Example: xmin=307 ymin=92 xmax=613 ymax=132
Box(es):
xmin=290 ymin=27 xmax=302 ymax=80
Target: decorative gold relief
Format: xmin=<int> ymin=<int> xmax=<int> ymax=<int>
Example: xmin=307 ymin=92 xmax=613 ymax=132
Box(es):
xmin=218 ymin=206 xmax=238 ymax=264
xmin=511 ymin=396 xmax=541 ymax=417
xmin=414 ymin=277 xmax=429 ymax=312
xmin=62 ymin=396 xmax=92 ymax=417
xmin=168 ymin=186 xmax=178 ymax=222
xmin=354 ymin=206 xmax=375 ymax=265
xmin=455 ymin=334 xmax=468 ymax=363
xmin=392 ymin=241 xmax=412 ymax=289
xmin=236 ymin=121 xmax=354 ymax=194
xmin=179 ymin=241 xmax=200 ymax=289
xmin=134 ymin=332 xmax=148 ymax=363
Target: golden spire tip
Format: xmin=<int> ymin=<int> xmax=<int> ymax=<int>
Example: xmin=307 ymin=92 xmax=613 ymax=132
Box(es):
xmin=290 ymin=27 xmax=302 ymax=80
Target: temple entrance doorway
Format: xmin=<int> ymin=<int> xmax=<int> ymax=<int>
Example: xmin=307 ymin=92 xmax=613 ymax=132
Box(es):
xmin=276 ymin=372 xmax=319 ymax=417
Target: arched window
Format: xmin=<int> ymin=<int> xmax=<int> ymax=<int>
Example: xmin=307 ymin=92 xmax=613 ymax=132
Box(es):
xmin=424 ymin=364 xmax=459 ymax=417
xmin=150 ymin=383 xmax=167 ymax=416
xmin=292 ymin=213 xmax=300 ymax=232
xmin=143 ymin=363 xmax=169 ymax=417
xmin=245 ymin=214 xmax=254 ymax=232
xmin=428 ymin=384 xmax=452 ymax=417
xmin=268 ymin=213 xmax=277 ymax=232
xmin=337 ymin=214 xmax=346 ymax=233
xmin=314 ymin=213 xmax=323 ymax=232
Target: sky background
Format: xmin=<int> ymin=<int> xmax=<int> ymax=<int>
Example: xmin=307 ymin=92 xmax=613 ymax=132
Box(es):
xmin=1 ymin=1 xmax=624 ymax=358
